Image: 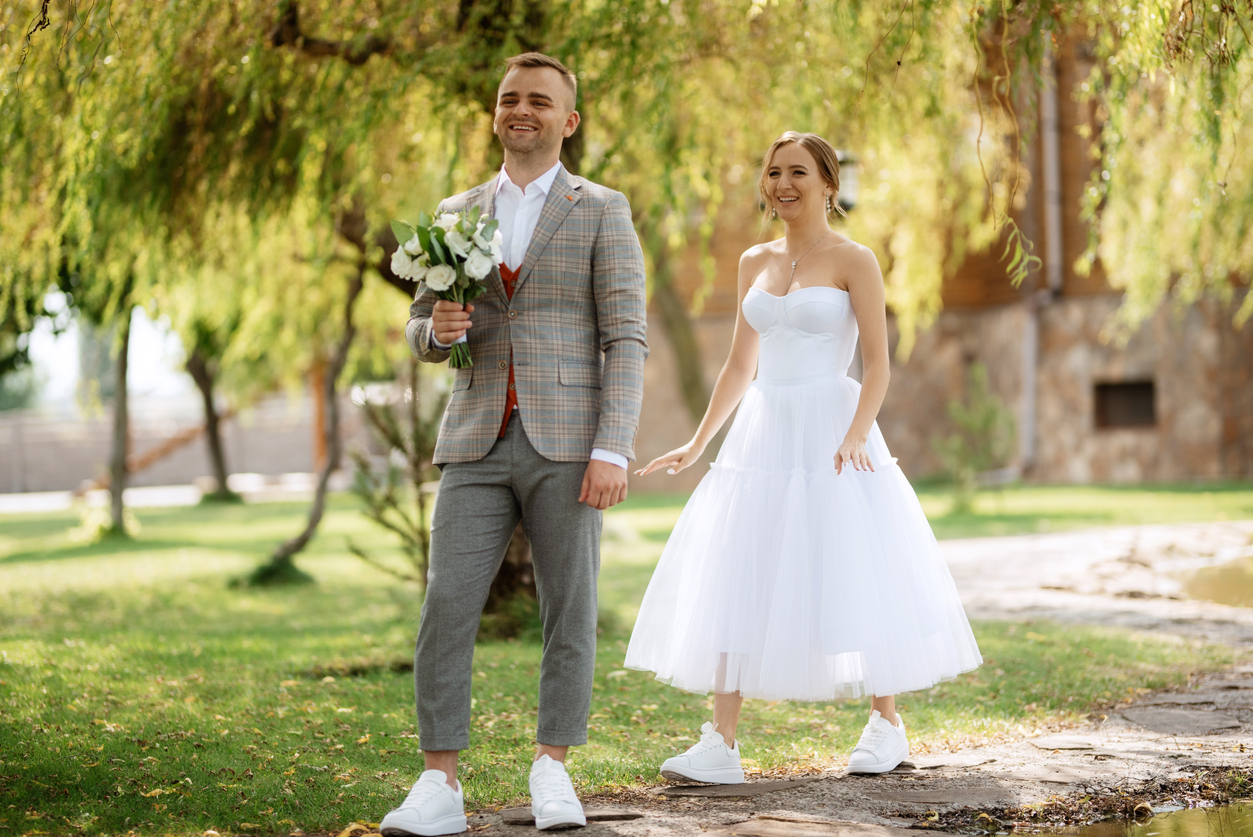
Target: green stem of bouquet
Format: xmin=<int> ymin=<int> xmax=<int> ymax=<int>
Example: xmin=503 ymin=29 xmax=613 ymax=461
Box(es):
xmin=449 ymin=340 xmax=473 ymax=368
xmin=446 ymin=265 xmax=475 ymax=369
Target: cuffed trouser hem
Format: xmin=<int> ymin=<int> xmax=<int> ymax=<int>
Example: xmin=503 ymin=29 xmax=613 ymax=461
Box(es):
xmin=536 ymin=727 xmax=589 ymax=747
xmin=418 ymin=736 xmax=470 ymax=752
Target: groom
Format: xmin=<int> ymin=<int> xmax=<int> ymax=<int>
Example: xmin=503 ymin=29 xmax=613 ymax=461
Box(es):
xmin=380 ymin=53 xmax=648 ymax=835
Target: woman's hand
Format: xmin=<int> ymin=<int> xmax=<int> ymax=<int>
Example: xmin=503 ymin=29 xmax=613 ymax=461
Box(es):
xmin=635 ymin=441 xmax=706 ymax=477
xmin=835 ymin=436 xmax=874 ymax=475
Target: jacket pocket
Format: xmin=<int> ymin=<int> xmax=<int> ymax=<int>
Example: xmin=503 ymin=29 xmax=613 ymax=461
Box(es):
xmin=558 ymin=361 xmax=602 ymax=389
xmin=452 ymin=368 xmax=472 ymax=392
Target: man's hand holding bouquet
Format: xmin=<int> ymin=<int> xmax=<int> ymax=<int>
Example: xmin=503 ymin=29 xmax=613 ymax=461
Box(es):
xmin=391 ymin=209 xmax=503 ymax=368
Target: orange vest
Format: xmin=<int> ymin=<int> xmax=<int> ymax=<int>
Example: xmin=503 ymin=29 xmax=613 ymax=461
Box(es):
xmin=497 ymin=263 xmax=520 ymax=438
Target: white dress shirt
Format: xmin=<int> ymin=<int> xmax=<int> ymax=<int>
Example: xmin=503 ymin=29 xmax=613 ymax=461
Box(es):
xmin=431 ymin=162 xmax=627 ymax=470
xmin=495 ymin=162 xmax=562 ymax=271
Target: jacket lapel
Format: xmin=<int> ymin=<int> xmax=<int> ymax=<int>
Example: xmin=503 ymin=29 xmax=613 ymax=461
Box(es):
xmin=514 ymin=169 xmax=582 ymax=294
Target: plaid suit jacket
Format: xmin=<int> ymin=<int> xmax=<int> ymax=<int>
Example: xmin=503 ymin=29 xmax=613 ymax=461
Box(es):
xmin=406 ymin=168 xmax=649 ymax=465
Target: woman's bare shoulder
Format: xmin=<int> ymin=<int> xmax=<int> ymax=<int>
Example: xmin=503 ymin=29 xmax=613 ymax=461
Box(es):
xmin=830 ymin=233 xmax=875 ymax=256
xmin=740 ymin=239 xmax=785 ymax=267
xmin=829 ymin=236 xmax=881 ymax=289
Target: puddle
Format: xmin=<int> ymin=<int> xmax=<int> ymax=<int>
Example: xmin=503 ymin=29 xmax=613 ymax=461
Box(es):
xmin=1071 ymin=804 xmax=1253 ymax=837
xmin=1185 ymin=557 xmax=1253 ymax=608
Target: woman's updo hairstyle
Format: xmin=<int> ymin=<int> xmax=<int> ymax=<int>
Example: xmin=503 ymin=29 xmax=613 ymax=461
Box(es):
xmin=758 ymin=131 xmax=847 ymax=219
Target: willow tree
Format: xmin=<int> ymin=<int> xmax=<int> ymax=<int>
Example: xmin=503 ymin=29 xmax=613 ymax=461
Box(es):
xmin=8 ymin=0 xmax=1251 ymax=356
xmin=5 ymin=0 xmax=1248 ymax=565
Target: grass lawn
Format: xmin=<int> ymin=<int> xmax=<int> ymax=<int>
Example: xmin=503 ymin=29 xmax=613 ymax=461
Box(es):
xmin=1 ymin=484 xmax=1249 ymax=836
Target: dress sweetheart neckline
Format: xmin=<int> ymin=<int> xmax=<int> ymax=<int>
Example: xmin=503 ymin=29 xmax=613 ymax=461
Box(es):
xmin=747 ymin=285 xmax=849 ymax=300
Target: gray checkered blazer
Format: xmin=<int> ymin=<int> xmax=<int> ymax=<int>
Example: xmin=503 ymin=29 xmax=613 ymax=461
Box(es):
xmin=406 ymin=168 xmax=649 ymax=465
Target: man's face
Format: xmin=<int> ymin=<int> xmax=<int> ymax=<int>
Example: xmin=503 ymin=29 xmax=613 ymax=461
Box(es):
xmin=493 ymin=66 xmax=579 ymax=156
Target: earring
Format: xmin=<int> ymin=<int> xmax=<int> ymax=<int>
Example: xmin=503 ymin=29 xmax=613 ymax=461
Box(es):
xmin=825 ymin=194 xmax=833 ymax=213
xmin=772 ymin=207 xmax=777 ymax=219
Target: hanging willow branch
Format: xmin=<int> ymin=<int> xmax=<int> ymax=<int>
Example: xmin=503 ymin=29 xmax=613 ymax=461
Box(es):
xmin=17 ymin=0 xmax=52 ymax=67
xmin=268 ymin=1 xmax=394 ymax=65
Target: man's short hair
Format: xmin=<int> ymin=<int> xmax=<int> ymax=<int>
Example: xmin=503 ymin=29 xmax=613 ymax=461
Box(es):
xmin=502 ymin=52 xmax=578 ymax=110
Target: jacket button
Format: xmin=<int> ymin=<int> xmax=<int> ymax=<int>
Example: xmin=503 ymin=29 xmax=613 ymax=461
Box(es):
xmin=498 ymin=360 xmax=508 ymax=370
xmin=508 ymin=310 xmax=518 ymax=319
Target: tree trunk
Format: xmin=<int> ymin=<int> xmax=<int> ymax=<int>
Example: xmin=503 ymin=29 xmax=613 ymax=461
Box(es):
xmin=248 ymin=265 xmax=366 ymax=586
xmin=108 ymin=307 xmax=132 ymax=535
xmin=486 ymin=522 xmax=536 ymax=609
xmin=186 ymin=346 xmax=233 ymax=499
xmin=311 ymin=356 xmax=328 ymax=472
xmin=645 ymin=225 xmax=710 ymax=424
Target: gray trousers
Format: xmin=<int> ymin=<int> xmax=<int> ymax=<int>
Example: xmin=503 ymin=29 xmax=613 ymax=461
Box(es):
xmin=414 ymin=414 xmax=603 ymax=751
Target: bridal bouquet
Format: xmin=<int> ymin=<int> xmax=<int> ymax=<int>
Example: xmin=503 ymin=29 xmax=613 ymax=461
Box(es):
xmin=391 ymin=208 xmax=503 ymax=368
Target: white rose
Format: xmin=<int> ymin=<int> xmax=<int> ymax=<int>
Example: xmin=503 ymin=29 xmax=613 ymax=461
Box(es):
xmin=403 ymin=233 xmax=423 ymax=256
xmin=444 ymin=229 xmax=472 ymax=258
xmin=464 ymin=248 xmax=494 ymax=280
xmin=434 ymin=213 xmax=460 ymax=231
xmin=425 ymin=263 xmax=457 ymax=292
xmin=406 ymin=252 xmax=431 ymax=282
xmin=489 ymin=229 xmax=504 ymax=263
xmin=471 ymin=228 xmax=490 ymax=251
xmin=391 ymin=248 xmax=414 ymax=278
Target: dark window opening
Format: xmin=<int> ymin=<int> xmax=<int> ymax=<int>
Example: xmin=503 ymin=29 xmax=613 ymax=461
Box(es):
xmin=1095 ymin=381 xmax=1156 ymax=429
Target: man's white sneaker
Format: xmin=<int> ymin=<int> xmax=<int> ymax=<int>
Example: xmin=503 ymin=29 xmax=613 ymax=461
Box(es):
xmin=846 ymin=711 xmax=909 ymax=774
xmin=380 ymin=769 xmax=467 ymax=836
xmin=660 ymin=722 xmax=745 ymax=784
xmin=529 ymin=755 xmax=587 ymax=830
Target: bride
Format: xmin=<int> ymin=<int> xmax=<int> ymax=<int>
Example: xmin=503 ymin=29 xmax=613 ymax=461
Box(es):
xmin=625 ymin=131 xmax=982 ymax=780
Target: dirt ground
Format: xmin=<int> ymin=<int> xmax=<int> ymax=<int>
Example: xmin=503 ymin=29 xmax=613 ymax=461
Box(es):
xmin=459 ymin=521 xmax=1253 ymax=835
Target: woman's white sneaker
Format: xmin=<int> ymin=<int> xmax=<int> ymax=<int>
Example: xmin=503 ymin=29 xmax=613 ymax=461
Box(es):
xmin=529 ymin=755 xmax=587 ymax=830
xmin=846 ymin=711 xmax=909 ymax=774
xmin=660 ymin=722 xmax=745 ymax=784
xmin=380 ymin=769 xmax=467 ymax=836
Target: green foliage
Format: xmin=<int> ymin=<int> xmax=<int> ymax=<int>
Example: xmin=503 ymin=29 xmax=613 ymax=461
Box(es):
xmin=0 ymin=496 xmax=1234 ymax=832
xmin=4 ymin=0 xmax=1246 ymax=376
xmin=932 ymin=362 xmax=1016 ymax=513
xmin=1073 ymin=0 xmax=1253 ymax=334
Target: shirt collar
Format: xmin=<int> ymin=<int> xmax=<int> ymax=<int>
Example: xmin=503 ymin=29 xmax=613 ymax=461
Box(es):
xmin=496 ymin=161 xmax=563 ymax=196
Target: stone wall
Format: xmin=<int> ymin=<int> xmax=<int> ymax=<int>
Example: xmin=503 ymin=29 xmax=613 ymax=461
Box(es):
xmin=1032 ymin=295 xmax=1252 ymax=483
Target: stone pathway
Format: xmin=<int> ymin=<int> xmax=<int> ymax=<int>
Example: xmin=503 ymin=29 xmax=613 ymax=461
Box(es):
xmin=469 ymin=521 xmax=1253 ymax=835
xmin=943 ymin=520 xmax=1253 ymax=643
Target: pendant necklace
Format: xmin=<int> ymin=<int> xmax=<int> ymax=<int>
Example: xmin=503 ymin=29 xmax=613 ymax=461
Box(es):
xmin=788 ymin=229 xmax=830 ymax=282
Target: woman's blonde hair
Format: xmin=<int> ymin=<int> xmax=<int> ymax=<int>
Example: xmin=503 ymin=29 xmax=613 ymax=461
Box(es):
xmin=758 ymin=131 xmax=847 ymax=219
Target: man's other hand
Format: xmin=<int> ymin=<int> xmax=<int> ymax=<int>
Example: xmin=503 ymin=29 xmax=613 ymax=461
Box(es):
xmin=578 ymin=459 xmax=628 ymax=510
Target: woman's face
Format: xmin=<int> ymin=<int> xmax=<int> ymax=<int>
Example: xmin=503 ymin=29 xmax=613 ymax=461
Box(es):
xmin=765 ymin=142 xmax=831 ymax=223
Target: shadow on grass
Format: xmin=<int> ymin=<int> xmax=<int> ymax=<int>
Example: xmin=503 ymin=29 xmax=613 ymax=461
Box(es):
xmin=0 ymin=538 xmax=200 ymax=565
xmin=0 ymin=499 xmax=376 ymax=567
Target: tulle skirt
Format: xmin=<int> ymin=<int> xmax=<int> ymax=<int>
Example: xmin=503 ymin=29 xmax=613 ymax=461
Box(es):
xmin=624 ymin=373 xmax=983 ymax=702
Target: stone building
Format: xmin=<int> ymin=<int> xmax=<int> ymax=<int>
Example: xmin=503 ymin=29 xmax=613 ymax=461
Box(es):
xmin=630 ymin=36 xmax=1253 ymax=491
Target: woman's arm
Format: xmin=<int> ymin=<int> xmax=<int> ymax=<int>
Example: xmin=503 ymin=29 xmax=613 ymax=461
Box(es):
xmin=635 ymin=248 xmax=764 ymax=476
xmin=836 ymin=244 xmax=890 ymax=474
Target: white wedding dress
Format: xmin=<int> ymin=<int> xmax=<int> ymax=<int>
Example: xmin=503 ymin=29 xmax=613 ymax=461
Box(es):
xmin=625 ymin=285 xmax=983 ymax=702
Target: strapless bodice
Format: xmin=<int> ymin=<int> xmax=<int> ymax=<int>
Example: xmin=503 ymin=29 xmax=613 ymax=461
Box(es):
xmin=741 ymin=286 xmax=858 ymax=382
